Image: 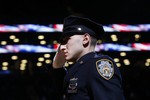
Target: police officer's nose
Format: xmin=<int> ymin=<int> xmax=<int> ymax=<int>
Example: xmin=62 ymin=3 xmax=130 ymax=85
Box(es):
xmin=60 ymin=45 xmax=66 ymax=51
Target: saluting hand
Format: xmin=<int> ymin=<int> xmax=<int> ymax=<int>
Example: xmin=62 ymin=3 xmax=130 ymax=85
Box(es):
xmin=52 ymin=44 xmax=66 ymax=68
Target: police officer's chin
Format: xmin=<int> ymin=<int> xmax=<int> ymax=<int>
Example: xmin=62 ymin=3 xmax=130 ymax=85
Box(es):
xmin=66 ymin=58 xmax=77 ymax=63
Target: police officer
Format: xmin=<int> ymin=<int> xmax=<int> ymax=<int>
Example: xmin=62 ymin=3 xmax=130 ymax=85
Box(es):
xmin=52 ymin=15 xmax=125 ymax=100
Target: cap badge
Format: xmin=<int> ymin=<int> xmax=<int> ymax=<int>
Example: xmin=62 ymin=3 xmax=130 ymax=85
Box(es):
xmin=96 ymin=59 xmax=114 ymax=80
xmin=77 ymin=27 xmax=82 ymax=31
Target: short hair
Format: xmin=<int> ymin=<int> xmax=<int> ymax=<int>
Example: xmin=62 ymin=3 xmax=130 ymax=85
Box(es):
xmin=90 ymin=36 xmax=98 ymax=47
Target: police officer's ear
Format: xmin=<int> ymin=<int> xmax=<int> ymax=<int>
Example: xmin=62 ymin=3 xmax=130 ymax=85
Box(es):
xmin=82 ymin=33 xmax=90 ymax=47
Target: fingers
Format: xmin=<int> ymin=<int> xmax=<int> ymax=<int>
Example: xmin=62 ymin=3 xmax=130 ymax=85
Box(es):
xmin=52 ymin=44 xmax=66 ymax=68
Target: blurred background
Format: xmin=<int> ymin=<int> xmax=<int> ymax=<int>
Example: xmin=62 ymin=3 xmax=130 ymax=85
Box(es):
xmin=0 ymin=0 xmax=150 ymax=100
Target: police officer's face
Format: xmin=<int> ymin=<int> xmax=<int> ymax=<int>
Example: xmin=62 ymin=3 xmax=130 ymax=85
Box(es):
xmin=60 ymin=35 xmax=85 ymax=62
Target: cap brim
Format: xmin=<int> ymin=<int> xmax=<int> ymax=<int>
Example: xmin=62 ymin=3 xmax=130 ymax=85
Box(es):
xmin=59 ymin=32 xmax=85 ymax=44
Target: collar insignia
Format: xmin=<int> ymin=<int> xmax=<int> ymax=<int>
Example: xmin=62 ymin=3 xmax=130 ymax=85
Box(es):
xmin=96 ymin=59 xmax=114 ymax=80
xmin=79 ymin=61 xmax=84 ymax=64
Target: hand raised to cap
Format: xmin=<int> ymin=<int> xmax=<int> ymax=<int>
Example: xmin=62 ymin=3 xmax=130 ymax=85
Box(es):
xmin=52 ymin=44 xmax=66 ymax=69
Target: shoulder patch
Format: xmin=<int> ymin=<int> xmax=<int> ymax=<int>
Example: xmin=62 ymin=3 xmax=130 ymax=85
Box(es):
xmin=96 ymin=59 xmax=114 ymax=80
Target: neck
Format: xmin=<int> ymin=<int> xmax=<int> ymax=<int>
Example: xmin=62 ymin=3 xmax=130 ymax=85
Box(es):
xmin=75 ymin=46 xmax=95 ymax=62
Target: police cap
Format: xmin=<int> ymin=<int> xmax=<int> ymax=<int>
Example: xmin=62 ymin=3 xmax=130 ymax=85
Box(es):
xmin=60 ymin=15 xmax=104 ymax=43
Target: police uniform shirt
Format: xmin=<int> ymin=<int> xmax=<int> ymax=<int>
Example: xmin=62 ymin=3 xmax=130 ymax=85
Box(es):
xmin=63 ymin=52 xmax=125 ymax=100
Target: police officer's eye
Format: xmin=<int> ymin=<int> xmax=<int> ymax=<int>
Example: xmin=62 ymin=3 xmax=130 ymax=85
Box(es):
xmin=61 ymin=37 xmax=70 ymax=45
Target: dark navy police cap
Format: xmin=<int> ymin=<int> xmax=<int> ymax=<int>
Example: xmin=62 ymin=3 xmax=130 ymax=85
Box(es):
xmin=60 ymin=15 xmax=104 ymax=43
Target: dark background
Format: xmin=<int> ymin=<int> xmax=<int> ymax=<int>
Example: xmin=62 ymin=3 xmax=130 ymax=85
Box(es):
xmin=0 ymin=0 xmax=150 ymax=100
xmin=0 ymin=0 xmax=150 ymax=24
